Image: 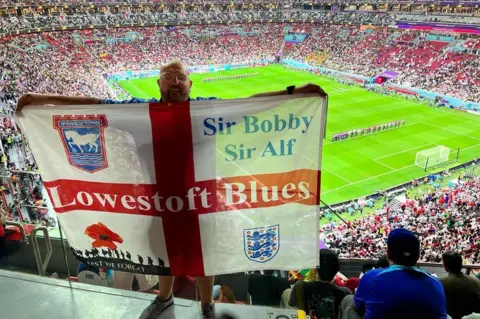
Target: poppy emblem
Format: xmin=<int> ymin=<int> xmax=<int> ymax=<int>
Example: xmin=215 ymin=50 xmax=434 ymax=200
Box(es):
xmin=84 ymin=222 xmax=123 ymax=250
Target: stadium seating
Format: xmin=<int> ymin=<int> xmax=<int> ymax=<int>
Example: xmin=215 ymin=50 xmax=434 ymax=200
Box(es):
xmin=321 ymin=173 xmax=480 ymax=265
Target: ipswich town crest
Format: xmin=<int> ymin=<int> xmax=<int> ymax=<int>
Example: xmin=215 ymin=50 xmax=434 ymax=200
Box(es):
xmin=53 ymin=115 xmax=108 ymax=173
xmin=244 ymin=225 xmax=279 ymax=263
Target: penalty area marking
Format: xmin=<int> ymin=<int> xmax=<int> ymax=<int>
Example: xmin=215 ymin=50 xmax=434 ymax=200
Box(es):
xmin=323 ymin=142 xmax=480 ymax=195
xmin=373 ymin=159 xmax=396 ymax=171
xmin=437 ymin=107 xmax=480 ymax=122
xmin=302 ymin=155 xmax=353 ymax=185
xmin=128 ymin=80 xmax=152 ymax=99
xmin=374 ymin=142 xmax=435 ymax=160
xmin=322 ymin=167 xmax=353 ymax=185
xmin=456 ymin=142 xmax=480 ymax=152
xmin=321 ymin=163 xmax=417 ymax=195
xmin=422 ymin=122 xmax=480 ymax=142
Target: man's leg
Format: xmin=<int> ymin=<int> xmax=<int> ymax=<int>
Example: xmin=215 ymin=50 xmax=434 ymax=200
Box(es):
xmin=339 ymin=295 xmax=363 ymax=319
xmin=196 ymin=276 xmax=216 ymax=318
xmin=196 ymin=276 xmax=214 ymax=304
xmin=138 ymin=276 xmax=175 ymax=319
xmin=157 ymin=276 xmax=175 ymax=300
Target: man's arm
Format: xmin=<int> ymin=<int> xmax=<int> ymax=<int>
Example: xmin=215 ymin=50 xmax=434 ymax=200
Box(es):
xmin=288 ymin=281 xmax=305 ymax=309
xmin=249 ymin=83 xmax=328 ymax=98
xmin=17 ymin=93 xmax=99 ymax=112
xmin=354 ymin=269 xmax=380 ymax=316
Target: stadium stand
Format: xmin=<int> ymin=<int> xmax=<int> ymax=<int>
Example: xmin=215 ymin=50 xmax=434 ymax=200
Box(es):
xmin=1 ymin=24 xmax=480 ymax=104
xmin=321 ymin=173 xmax=480 ymax=264
xmin=1 ymin=2 xmax=480 ymax=318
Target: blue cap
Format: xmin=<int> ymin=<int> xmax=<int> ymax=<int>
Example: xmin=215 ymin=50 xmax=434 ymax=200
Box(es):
xmin=387 ymin=228 xmax=420 ymax=266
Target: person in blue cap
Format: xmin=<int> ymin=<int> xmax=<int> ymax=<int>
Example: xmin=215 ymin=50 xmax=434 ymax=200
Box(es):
xmin=351 ymin=228 xmax=447 ymax=319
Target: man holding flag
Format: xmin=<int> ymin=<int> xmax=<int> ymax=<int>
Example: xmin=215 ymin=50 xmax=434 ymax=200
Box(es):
xmin=17 ymin=60 xmax=327 ymax=319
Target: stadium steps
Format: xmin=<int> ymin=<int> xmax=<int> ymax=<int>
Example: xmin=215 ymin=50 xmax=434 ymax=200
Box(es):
xmin=388 ymin=198 xmax=403 ymax=211
xmin=6 ymin=44 xmax=23 ymax=51
xmin=43 ymin=34 xmax=60 ymax=47
xmin=336 ymin=30 xmax=349 ymax=39
xmin=387 ymin=32 xmax=401 ymax=42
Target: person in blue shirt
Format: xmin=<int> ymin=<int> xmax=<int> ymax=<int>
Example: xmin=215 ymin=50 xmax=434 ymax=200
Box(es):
xmin=16 ymin=60 xmax=328 ymax=319
xmin=352 ymin=228 xmax=447 ymax=319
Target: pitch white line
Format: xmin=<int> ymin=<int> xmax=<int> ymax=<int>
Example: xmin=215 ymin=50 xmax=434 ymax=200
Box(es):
xmin=322 ymin=167 xmax=353 ymax=184
xmin=437 ymin=107 xmax=480 ymax=121
xmin=374 ymin=159 xmax=396 ymax=171
xmin=374 ymin=143 xmax=434 ymax=160
xmin=322 ymin=163 xmax=417 ymax=195
xmin=457 ymin=142 xmax=480 ymax=152
xmin=301 ymin=155 xmax=353 ymax=185
xmin=422 ymin=122 xmax=480 ymax=142
xmin=129 ymin=81 xmax=152 ymax=99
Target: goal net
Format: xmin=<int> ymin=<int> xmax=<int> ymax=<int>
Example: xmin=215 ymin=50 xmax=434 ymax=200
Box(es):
xmin=415 ymin=145 xmax=451 ymax=170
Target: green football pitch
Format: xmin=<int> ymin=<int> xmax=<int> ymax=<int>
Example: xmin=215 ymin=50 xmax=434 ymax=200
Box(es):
xmin=118 ymin=65 xmax=480 ymax=205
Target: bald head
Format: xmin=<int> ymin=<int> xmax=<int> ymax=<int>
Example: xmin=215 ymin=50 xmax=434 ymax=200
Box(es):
xmin=157 ymin=60 xmax=192 ymax=102
xmin=160 ymin=60 xmax=189 ymax=75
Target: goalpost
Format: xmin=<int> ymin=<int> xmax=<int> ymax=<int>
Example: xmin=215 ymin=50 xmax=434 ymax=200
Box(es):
xmin=415 ymin=145 xmax=451 ymax=171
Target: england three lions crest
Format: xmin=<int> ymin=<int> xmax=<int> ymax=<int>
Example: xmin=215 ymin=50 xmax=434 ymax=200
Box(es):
xmin=244 ymin=225 xmax=279 ymax=263
xmin=53 ymin=115 xmax=108 ymax=173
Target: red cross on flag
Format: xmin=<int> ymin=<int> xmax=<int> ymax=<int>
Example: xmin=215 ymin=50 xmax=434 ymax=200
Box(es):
xmin=18 ymin=95 xmax=327 ymax=276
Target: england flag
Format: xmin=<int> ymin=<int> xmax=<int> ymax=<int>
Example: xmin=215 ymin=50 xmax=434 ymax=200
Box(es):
xmin=17 ymin=95 xmax=327 ymax=276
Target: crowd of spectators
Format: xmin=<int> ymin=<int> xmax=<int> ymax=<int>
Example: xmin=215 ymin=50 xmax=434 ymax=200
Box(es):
xmin=2 ymin=5 xmax=480 ymax=35
xmin=282 ymin=25 xmax=480 ymax=103
xmin=321 ymin=172 xmax=480 ymax=265
xmin=395 ymin=13 xmax=480 ymax=25
xmin=0 ymin=92 xmax=45 ymax=224
xmin=0 ymin=0 xmax=304 ymax=5
xmin=1 ymin=22 xmax=480 ymax=106
xmin=0 ymin=0 xmax=475 ymax=6
xmin=0 ymin=9 xmax=397 ymax=34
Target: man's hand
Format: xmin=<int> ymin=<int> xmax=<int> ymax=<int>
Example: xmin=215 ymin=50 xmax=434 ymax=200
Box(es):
xmin=250 ymin=83 xmax=328 ymax=97
xmin=16 ymin=93 xmax=100 ymax=113
xmin=294 ymin=83 xmax=328 ymax=97
xmin=16 ymin=94 xmax=33 ymax=111
xmin=249 ymin=82 xmax=328 ymax=98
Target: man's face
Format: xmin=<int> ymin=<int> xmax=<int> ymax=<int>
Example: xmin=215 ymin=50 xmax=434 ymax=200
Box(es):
xmin=158 ymin=66 xmax=192 ymax=102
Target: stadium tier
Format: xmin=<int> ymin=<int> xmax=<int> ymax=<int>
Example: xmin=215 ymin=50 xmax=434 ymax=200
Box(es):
xmin=1 ymin=25 xmax=480 ymax=103
xmin=1 ymin=4 xmax=480 ymax=319
xmin=1 ymin=3 xmax=480 ymax=34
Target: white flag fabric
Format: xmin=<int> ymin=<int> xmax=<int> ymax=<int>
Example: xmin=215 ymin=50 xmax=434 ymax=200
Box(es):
xmin=17 ymin=95 xmax=327 ymax=276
